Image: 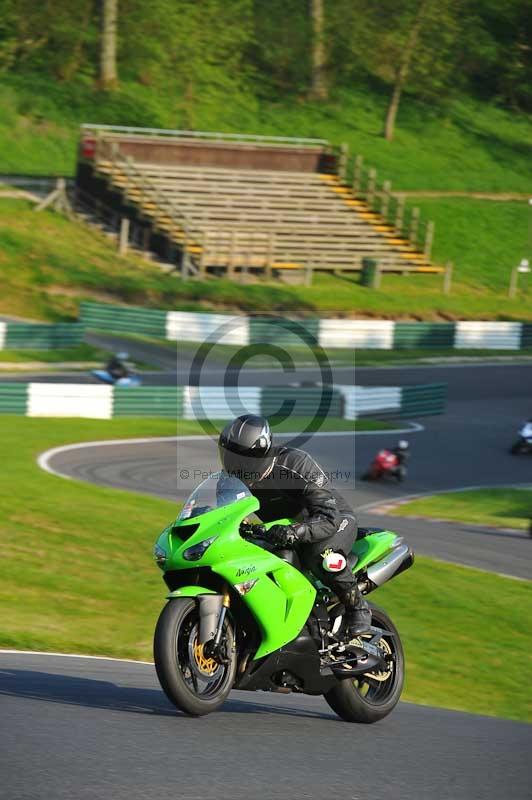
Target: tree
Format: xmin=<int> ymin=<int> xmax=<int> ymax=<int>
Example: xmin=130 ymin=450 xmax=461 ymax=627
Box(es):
xmin=100 ymin=0 xmax=118 ymax=88
xmin=251 ymin=0 xmax=310 ymax=95
xmin=309 ymin=0 xmax=328 ymax=100
xmin=384 ymin=0 xmax=431 ymax=141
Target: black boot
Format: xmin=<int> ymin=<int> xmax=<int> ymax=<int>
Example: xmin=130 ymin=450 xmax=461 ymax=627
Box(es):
xmin=341 ymin=586 xmax=372 ymax=637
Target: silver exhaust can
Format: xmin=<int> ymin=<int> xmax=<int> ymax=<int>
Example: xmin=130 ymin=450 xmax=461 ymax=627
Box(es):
xmin=366 ymin=543 xmax=414 ymax=589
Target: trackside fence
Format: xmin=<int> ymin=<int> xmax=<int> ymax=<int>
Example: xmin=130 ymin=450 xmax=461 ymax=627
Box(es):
xmin=0 ymin=382 xmax=447 ymax=420
xmin=0 ymin=322 xmax=84 ymax=350
xmin=79 ymin=302 xmax=532 ymax=351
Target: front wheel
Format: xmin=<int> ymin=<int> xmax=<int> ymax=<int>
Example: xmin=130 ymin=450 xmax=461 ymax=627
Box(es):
xmin=324 ymin=605 xmax=404 ymax=724
xmin=154 ymin=598 xmax=237 ymax=716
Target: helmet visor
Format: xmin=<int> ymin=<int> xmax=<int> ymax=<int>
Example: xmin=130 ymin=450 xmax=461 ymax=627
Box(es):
xmin=218 ymin=446 xmax=272 ymax=484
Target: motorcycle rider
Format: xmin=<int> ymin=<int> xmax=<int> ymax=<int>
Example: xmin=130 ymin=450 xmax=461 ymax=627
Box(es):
xmin=391 ymin=440 xmax=410 ymax=477
xmin=218 ymin=414 xmax=371 ymax=635
xmin=392 ymin=440 xmax=409 ymax=466
xmin=105 ymin=352 xmax=129 ymax=381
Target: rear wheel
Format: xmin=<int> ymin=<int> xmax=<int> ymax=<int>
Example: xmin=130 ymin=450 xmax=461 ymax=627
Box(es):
xmin=510 ymin=440 xmax=523 ymax=455
xmin=324 ymin=605 xmax=404 ymax=723
xmin=154 ymin=598 xmax=237 ymax=716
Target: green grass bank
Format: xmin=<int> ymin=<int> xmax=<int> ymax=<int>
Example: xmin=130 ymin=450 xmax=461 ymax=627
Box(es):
xmin=393 ymin=488 xmax=532 ymax=532
xmin=0 ymin=199 xmax=530 ymax=322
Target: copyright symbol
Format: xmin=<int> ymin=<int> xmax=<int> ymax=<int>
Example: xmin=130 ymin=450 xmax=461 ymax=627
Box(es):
xmin=180 ymin=469 xmax=190 ymax=480
xmin=189 ymin=316 xmax=333 ymax=449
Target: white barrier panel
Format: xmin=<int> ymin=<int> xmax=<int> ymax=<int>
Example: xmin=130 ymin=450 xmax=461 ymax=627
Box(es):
xmin=182 ymin=386 xmax=262 ymax=420
xmin=338 ymin=386 xmax=401 ymax=420
xmin=0 ymin=321 xmax=6 ymax=350
xmin=454 ymin=321 xmax=522 ymax=350
xmin=166 ymin=311 xmax=249 ymax=346
xmin=319 ymin=320 xmax=395 ymax=349
xmin=27 ymin=383 xmax=113 ymax=419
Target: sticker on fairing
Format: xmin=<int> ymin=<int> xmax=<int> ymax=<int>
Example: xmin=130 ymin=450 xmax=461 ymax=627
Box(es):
xmin=322 ymin=550 xmax=347 ymax=573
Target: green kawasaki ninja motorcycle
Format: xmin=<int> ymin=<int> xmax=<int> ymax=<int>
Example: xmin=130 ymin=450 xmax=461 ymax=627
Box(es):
xmin=153 ymin=473 xmax=414 ymax=723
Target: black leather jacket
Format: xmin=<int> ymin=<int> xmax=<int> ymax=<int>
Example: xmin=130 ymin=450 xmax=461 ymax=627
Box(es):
xmin=392 ymin=448 xmax=410 ymax=466
xmin=248 ymin=445 xmax=355 ymax=544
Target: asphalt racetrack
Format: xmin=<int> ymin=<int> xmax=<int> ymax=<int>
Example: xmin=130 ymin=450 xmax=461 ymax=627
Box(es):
xmin=2 ymin=360 xmax=531 ymax=799
xmin=1 ymin=651 xmax=530 ymax=800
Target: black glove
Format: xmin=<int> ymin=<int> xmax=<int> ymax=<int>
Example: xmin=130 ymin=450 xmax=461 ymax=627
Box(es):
xmin=240 ymin=521 xmax=266 ymax=540
xmin=268 ymin=524 xmax=302 ymax=548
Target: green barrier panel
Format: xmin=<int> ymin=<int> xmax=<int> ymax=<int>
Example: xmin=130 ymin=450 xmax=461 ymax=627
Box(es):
xmin=260 ymin=386 xmax=343 ymax=419
xmin=80 ymin=301 xmax=167 ymax=338
xmin=520 ymin=323 xmax=532 ymax=348
xmin=393 ymin=323 xmax=455 ymax=350
xmin=0 ymin=384 xmax=28 ymax=414
xmin=113 ymin=386 xmax=183 ymax=417
xmin=400 ymin=383 xmax=447 ymax=416
xmin=249 ymin=317 xmax=320 ymax=349
xmin=5 ymin=323 xmax=84 ymax=350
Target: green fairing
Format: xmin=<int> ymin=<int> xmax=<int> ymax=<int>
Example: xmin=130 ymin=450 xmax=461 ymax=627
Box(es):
xmin=352 ymin=531 xmax=398 ymax=571
xmin=166 ymin=586 xmax=215 ymax=599
xmin=155 ymin=486 xmax=400 ymax=660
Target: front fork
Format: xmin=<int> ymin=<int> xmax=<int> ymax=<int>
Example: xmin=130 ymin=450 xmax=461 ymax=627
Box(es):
xmin=198 ymin=584 xmax=231 ymax=663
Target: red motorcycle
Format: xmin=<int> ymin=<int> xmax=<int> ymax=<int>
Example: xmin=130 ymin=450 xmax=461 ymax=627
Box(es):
xmin=361 ymin=449 xmax=406 ymax=482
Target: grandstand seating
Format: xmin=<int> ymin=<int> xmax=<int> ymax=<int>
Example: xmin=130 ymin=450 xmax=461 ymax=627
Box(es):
xmin=77 ymin=127 xmax=442 ymax=280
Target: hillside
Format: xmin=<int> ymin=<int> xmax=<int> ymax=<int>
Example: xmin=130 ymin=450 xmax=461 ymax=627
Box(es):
xmin=1 ymin=77 xmax=530 ymax=193
xmin=0 ymin=73 xmax=531 ymax=321
xmin=0 ymin=197 xmax=530 ymax=322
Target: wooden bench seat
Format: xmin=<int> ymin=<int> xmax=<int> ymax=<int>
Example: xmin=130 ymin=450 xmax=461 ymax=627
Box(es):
xmin=92 ymin=154 xmax=438 ymax=276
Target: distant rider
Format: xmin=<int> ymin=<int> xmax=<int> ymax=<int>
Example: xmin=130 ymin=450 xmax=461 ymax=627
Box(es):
xmin=105 ymin=352 xmax=129 ymax=381
xmin=218 ymin=414 xmax=371 ymax=635
xmin=392 ymin=440 xmax=410 ymax=468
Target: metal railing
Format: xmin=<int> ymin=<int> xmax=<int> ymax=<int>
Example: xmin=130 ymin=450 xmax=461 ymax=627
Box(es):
xmin=81 ymin=123 xmax=329 ymax=148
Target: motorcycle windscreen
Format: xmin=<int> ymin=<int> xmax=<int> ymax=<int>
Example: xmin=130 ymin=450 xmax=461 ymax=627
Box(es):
xmin=178 ymin=472 xmax=253 ymax=521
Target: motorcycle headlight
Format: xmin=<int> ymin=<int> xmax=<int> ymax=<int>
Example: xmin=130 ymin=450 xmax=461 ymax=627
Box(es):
xmin=153 ymin=544 xmax=167 ymax=567
xmin=183 ymin=536 xmax=217 ymax=562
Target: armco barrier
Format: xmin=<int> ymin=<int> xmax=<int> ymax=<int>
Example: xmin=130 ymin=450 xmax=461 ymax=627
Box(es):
xmin=79 ymin=301 xmax=532 ymax=351
xmin=400 ymin=384 xmax=447 ymax=417
xmin=80 ymin=302 xmax=167 ymax=338
xmin=453 ymin=321 xmax=522 ymax=350
xmin=0 ymin=322 xmax=84 ymax=350
xmin=114 ymin=386 xmax=183 ymax=417
xmin=521 ymin=323 xmax=532 ymax=348
xmin=27 ymin=383 xmax=113 ymax=419
xmin=261 ymin=386 xmax=343 ymax=418
xmin=393 ymin=323 xmax=455 ymax=349
xmin=183 ymin=386 xmax=262 ymax=420
xmin=0 ymin=382 xmax=447 ymax=420
xmin=248 ymin=318 xmax=320 ymax=347
xmin=0 ymin=383 xmax=27 ymax=414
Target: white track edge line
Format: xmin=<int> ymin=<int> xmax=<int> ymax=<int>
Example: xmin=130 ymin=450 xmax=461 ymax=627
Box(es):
xmin=37 ymin=423 xmax=424 ymax=479
xmin=0 ymin=649 xmax=154 ymax=665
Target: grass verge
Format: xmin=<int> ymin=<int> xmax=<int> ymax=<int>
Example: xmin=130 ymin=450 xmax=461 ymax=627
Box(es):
xmin=0 ymin=416 xmax=529 ymax=721
xmin=392 ymin=488 xmax=532 ymax=531
xmin=0 ymin=343 xmax=107 ymax=364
